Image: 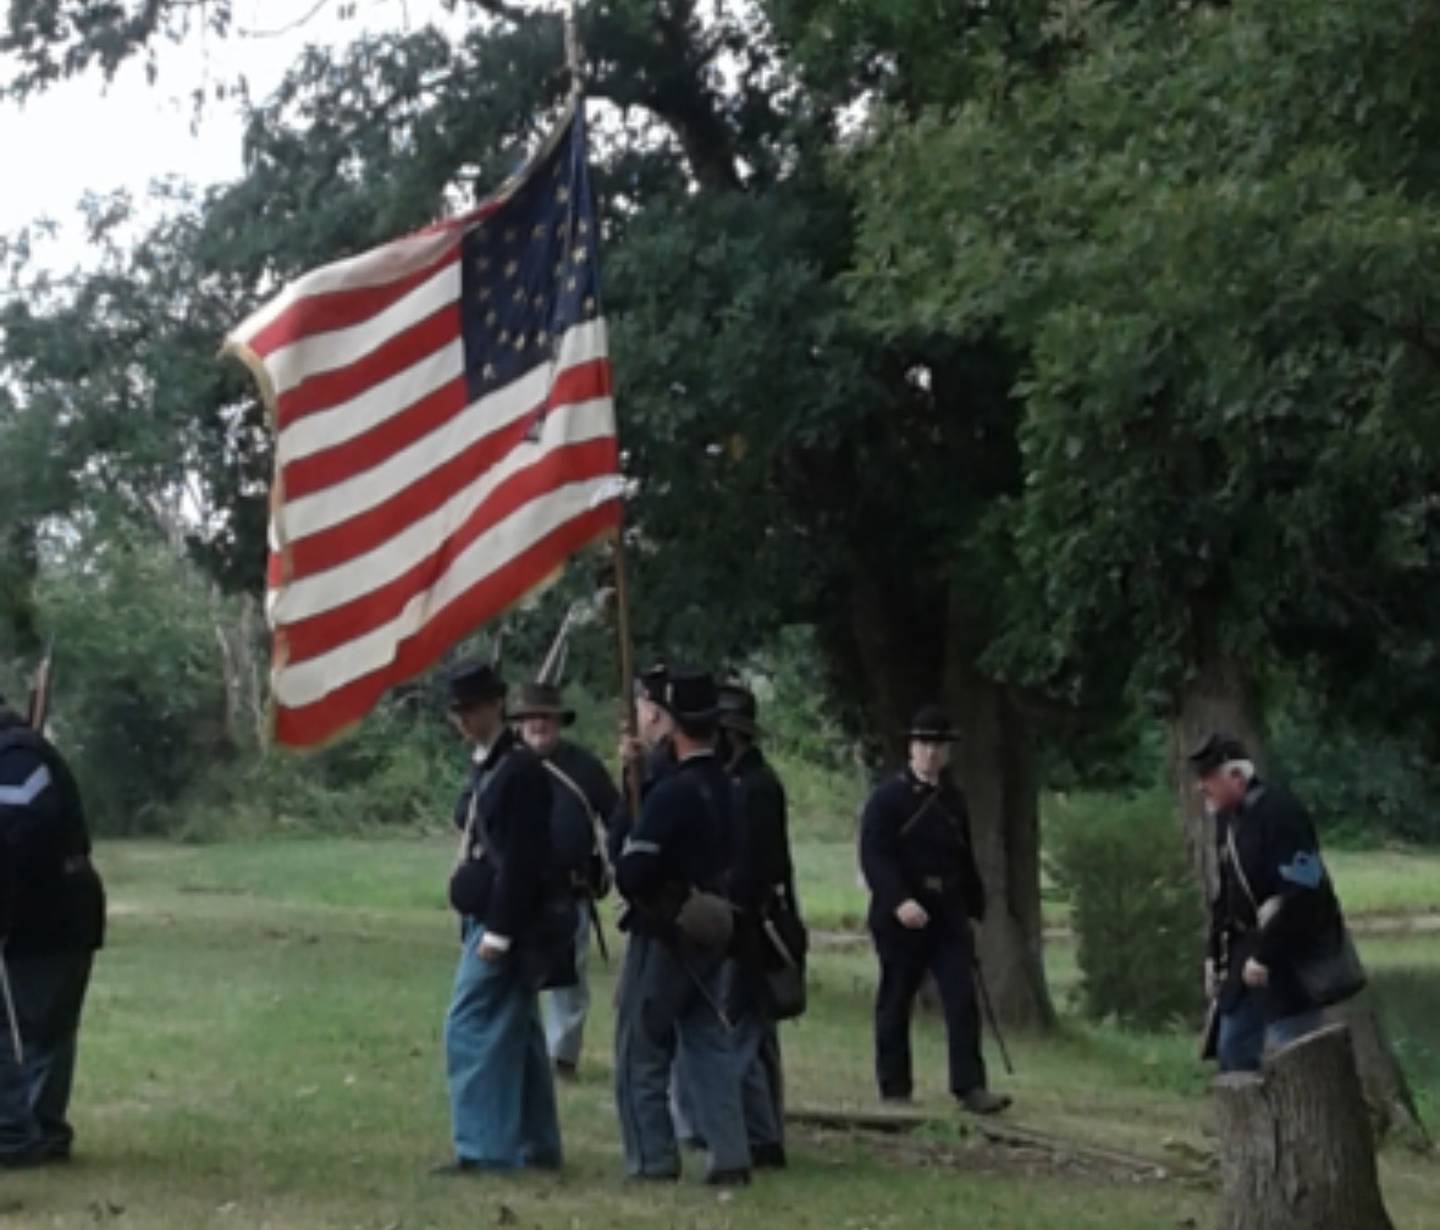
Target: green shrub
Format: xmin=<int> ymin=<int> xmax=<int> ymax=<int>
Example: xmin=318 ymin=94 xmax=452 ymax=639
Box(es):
xmin=1270 ymin=698 xmax=1440 ymax=847
xmin=1046 ymin=791 xmax=1205 ymax=1031
xmin=33 ymin=540 xmax=233 ymax=835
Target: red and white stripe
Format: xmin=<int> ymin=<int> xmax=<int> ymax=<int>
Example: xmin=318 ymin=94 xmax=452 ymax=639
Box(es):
xmin=226 ymin=208 xmax=621 ymax=748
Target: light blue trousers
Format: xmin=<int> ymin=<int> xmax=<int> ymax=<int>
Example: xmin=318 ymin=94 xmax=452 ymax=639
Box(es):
xmin=444 ymin=922 xmax=562 ymax=1169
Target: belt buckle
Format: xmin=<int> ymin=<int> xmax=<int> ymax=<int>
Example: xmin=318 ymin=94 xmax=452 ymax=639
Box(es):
xmin=923 ymin=877 xmax=944 ymax=894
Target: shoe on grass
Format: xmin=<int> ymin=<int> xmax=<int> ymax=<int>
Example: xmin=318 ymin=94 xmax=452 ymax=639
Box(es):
xmin=959 ymin=1087 xmax=1012 ymax=1116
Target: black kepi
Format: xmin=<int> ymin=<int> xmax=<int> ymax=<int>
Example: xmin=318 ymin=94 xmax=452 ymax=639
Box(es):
xmin=906 ymin=704 xmax=958 ymax=743
xmin=448 ymin=662 xmax=506 ymax=711
xmin=1187 ymin=732 xmax=1249 ymax=777
xmin=633 ymin=662 xmax=669 ymax=706
xmin=717 ymin=679 xmax=762 ymax=738
xmin=664 ymin=667 xmax=720 ymax=724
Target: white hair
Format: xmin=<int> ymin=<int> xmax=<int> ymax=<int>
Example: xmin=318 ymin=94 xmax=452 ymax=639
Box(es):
xmin=1224 ymin=759 xmax=1257 ymax=782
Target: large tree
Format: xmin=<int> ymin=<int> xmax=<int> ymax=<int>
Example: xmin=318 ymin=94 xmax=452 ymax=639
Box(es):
xmin=849 ymin=0 xmax=1440 ymax=890
xmin=1 ymin=0 xmax=1069 ymax=1025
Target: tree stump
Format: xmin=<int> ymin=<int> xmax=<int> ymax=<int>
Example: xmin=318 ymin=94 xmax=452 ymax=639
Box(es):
xmin=1214 ymin=1024 xmax=1393 ymax=1230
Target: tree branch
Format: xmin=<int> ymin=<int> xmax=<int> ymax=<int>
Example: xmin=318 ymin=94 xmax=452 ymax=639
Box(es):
xmin=237 ymin=0 xmax=336 ymax=39
xmin=469 ymin=0 xmax=533 ymax=28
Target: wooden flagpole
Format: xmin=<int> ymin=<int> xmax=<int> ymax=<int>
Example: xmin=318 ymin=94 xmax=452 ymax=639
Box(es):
xmin=612 ymin=525 xmax=641 ymax=817
xmin=564 ymin=0 xmax=642 ymax=814
xmin=564 ymin=0 xmax=583 ymax=93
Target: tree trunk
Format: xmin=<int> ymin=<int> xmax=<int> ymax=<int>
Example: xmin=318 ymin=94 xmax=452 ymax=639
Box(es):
xmin=1167 ymin=646 xmax=1266 ymax=900
xmin=946 ymin=666 xmax=1056 ymax=1032
xmin=1327 ymin=995 xmax=1431 ymax=1151
xmin=1 ymin=520 xmax=42 ymax=659
xmin=1214 ymin=1024 xmax=1393 ymax=1230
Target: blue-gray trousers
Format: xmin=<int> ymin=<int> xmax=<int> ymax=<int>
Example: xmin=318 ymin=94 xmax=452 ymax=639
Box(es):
xmin=444 ymin=922 xmax=562 ymax=1169
xmin=1217 ymin=989 xmax=1324 ymax=1073
xmin=614 ymin=933 xmax=748 ymax=1178
xmin=0 ymin=948 xmax=94 ymax=1162
xmin=672 ymin=1008 xmax=783 ymax=1153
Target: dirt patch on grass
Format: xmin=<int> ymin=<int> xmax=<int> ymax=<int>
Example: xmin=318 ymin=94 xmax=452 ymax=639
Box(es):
xmin=796 ymin=1121 xmax=1207 ymax=1188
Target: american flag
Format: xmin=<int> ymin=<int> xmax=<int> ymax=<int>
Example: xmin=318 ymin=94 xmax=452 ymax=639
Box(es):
xmin=224 ymin=107 xmax=622 ymax=748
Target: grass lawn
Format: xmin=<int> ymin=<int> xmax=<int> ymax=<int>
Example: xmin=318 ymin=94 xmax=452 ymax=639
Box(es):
xmin=794 ymin=840 xmax=1440 ymax=933
xmin=2 ymin=837 xmax=1436 ymax=1229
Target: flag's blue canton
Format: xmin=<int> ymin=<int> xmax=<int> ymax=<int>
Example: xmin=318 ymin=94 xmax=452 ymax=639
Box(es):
xmin=460 ymin=111 xmax=601 ymax=406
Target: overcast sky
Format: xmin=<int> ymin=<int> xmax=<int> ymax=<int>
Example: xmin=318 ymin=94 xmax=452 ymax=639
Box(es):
xmin=0 ymin=0 xmax=483 ymax=267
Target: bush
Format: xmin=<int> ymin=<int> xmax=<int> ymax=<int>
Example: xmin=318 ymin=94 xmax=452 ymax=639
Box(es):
xmin=1047 ymin=791 xmax=1205 ymax=1031
xmin=1269 ymin=698 xmax=1440 ymax=846
xmin=33 ymin=540 xmax=233 ymax=835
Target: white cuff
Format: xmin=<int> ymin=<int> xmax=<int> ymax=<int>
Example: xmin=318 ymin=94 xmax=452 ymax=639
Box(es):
xmin=483 ymin=933 xmax=512 ymax=952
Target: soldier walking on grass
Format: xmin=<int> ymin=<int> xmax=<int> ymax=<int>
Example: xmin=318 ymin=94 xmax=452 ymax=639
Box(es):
xmin=859 ymin=706 xmax=1010 ymax=1115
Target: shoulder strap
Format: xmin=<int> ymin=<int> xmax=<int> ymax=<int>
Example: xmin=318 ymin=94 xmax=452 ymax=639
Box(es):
xmin=455 ymin=745 xmax=510 ymax=867
xmin=455 ymin=783 xmax=483 ymax=867
xmin=543 ymin=757 xmax=610 ymax=870
xmin=898 ymin=788 xmax=938 ymax=840
xmin=1225 ymin=822 xmax=1259 ymax=915
xmin=543 ymin=758 xmax=598 ymax=823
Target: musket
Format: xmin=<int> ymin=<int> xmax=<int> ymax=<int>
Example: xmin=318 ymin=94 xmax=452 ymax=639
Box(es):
xmin=25 ymin=639 xmax=54 ymax=733
xmin=537 ymin=606 xmax=579 ymax=687
xmin=0 ymin=942 xmax=22 ymax=1067
xmin=972 ymin=955 xmax=1016 ymax=1076
xmin=537 ymin=590 xmax=616 ymax=688
xmin=586 ymin=895 xmax=610 ymax=964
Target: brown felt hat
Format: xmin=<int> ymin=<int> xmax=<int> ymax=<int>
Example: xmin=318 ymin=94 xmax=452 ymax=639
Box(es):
xmin=508 ymin=681 xmax=576 ymax=726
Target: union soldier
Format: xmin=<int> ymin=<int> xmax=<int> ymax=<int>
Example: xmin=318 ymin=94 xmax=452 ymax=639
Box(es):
xmin=717 ymin=679 xmax=798 ymax=1168
xmin=608 ymin=663 xmax=676 ymax=865
xmin=670 ymin=679 xmax=799 ymax=1166
xmin=435 ymin=664 xmax=564 ymax=1174
xmin=510 ymin=681 xmax=619 ymax=1081
xmin=613 ymin=668 xmax=750 ymax=1185
xmin=1192 ymin=733 xmax=1348 ymax=1072
xmin=0 ymin=694 xmax=105 ymax=1167
xmin=859 ymin=706 xmax=1009 ymax=1114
